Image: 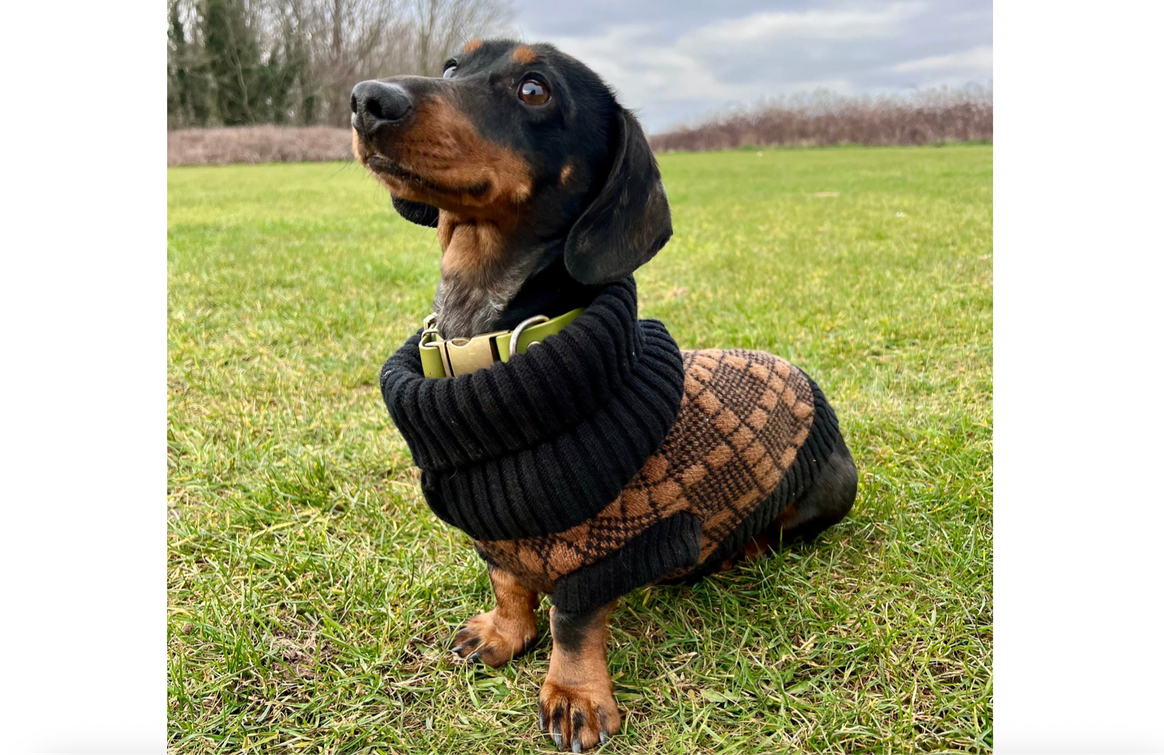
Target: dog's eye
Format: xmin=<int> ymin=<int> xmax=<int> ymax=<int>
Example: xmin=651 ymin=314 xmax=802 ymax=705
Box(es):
xmin=518 ymin=78 xmax=550 ymax=107
xmin=442 ymin=65 xmax=458 ymax=79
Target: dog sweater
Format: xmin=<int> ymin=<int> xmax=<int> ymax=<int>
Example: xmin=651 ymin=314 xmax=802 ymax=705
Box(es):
xmin=381 ymin=278 xmax=843 ymax=613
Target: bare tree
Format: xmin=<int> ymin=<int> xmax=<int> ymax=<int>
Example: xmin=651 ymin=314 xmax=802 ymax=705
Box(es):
xmin=315 ymin=0 xmax=517 ymax=124
xmin=407 ymin=0 xmax=512 ymax=75
xmin=167 ymin=0 xmax=515 ymax=128
xmin=301 ymin=0 xmax=404 ymax=126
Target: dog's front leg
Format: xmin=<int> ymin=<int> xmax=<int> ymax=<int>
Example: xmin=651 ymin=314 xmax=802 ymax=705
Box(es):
xmin=451 ymin=565 xmax=539 ymax=667
xmin=539 ymin=601 xmax=621 ymax=752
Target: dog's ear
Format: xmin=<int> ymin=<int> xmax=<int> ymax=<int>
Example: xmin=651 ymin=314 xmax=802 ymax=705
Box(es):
xmin=391 ymin=195 xmax=440 ymax=227
xmin=564 ymin=107 xmax=672 ymax=285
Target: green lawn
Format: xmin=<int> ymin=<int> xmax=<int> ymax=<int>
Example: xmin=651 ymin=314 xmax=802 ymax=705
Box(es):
xmin=168 ymin=145 xmax=993 ymax=753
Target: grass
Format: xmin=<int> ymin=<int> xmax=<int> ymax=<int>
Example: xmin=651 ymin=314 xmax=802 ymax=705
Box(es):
xmin=168 ymin=145 xmax=993 ymax=753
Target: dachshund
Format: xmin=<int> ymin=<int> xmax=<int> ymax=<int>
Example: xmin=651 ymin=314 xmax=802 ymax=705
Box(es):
xmin=352 ymin=39 xmax=857 ymax=752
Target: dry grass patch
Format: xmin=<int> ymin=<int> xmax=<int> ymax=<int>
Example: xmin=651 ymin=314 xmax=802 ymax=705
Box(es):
xmin=168 ymin=126 xmax=353 ymax=166
xmin=651 ymin=88 xmax=992 ymax=152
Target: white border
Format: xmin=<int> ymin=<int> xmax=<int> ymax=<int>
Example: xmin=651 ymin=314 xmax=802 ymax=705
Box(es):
xmin=0 ymin=0 xmax=165 ymax=751
xmin=995 ymin=1 xmax=1164 ymax=752
xmin=3 ymin=1 xmax=1164 ymax=752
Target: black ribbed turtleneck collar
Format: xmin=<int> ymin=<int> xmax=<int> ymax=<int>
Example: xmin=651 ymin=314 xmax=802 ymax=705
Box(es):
xmin=380 ymin=277 xmax=685 ymax=541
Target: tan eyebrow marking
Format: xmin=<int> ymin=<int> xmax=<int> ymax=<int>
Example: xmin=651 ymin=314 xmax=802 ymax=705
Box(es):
xmin=512 ymin=45 xmax=538 ymax=65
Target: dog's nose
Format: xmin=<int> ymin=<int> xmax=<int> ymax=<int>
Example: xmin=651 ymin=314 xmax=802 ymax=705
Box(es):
xmin=350 ymin=80 xmax=413 ymax=136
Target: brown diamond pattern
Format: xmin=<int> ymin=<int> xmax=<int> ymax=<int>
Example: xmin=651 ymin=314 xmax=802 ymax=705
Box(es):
xmin=476 ymin=349 xmax=817 ymax=593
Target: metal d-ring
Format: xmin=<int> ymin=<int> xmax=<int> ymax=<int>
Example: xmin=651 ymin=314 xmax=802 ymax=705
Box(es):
xmin=510 ymin=315 xmax=549 ymax=356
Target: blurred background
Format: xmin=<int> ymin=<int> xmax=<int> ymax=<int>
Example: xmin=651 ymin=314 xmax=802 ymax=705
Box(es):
xmin=166 ymin=0 xmax=992 ymax=164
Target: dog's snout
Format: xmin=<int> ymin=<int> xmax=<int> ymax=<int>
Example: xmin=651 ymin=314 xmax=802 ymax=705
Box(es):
xmin=351 ymin=80 xmax=413 ymax=136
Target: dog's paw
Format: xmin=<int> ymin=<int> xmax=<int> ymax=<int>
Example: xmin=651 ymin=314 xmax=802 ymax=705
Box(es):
xmin=538 ymin=679 xmax=620 ymax=752
xmin=450 ymin=610 xmax=536 ymax=668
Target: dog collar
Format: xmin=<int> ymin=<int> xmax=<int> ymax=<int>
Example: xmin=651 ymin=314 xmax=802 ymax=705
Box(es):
xmin=381 ymin=277 xmax=688 ymax=541
xmin=418 ymin=308 xmax=584 ymax=378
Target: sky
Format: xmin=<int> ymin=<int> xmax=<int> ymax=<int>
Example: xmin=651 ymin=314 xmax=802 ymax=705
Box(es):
xmin=503 ymin=0 xmax=993 ymax=133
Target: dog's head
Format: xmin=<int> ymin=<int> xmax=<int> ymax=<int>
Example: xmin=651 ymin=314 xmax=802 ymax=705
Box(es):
xmin=351 ymin=40 xmax=671 ymax=335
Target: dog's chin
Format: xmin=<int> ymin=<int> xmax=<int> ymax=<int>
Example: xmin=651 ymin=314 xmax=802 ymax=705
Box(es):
xmin=364 ymin=155 xmax=489 ymax=205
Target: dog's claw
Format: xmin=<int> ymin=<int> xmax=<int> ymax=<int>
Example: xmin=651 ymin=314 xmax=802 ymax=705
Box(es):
xmin=449 ymin=612 xmax=534 ymax=668
xmin=539 ymin=682 xmax=620 ymax=751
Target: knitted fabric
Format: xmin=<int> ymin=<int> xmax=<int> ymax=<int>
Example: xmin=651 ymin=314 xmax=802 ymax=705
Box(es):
xmin=381 ymin=280 xmax=843 ymax=614
xmin=475 ymin=349 xmax=842 ymax=612
xmin=380 ymin=278 xmax=686 ymax=541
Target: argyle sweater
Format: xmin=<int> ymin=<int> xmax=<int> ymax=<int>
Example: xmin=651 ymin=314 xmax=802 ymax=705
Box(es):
xmin=381 ymin=278 xmax=843 ymax=614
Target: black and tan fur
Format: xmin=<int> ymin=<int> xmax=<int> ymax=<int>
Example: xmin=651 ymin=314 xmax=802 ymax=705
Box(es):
xmin=352 ymin=39 xmax=856 ymax=751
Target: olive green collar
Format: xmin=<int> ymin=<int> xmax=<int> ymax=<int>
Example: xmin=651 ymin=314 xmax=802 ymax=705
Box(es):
xmin=418 ymin=308 xmax=584 ymax=378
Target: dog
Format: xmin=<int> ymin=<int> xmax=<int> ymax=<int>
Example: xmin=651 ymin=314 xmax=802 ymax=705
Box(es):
xmin=352 ymin=39 xmax=858 ymax=752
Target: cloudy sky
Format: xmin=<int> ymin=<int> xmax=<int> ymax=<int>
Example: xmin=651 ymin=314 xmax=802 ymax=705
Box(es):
xmin=504 ymin=0 xmax=992 ymax=133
